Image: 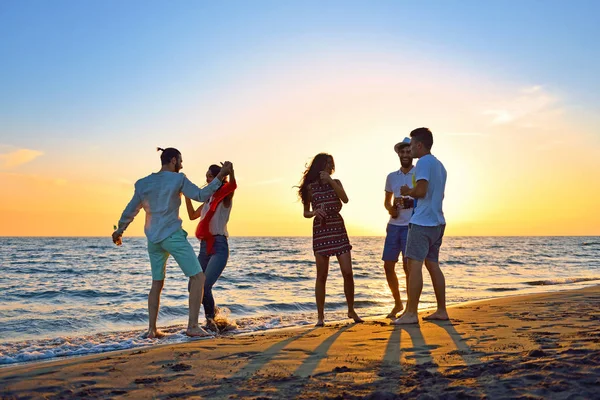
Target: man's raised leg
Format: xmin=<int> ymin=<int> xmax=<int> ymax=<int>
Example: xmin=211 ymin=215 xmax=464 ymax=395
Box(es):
xmin=423 ymin=259 xmax=449 ymax=320
xmin=147 ymin=280 xmax=165 ymax=338
xmin=392 ymin=258 xmax=423 ymax=324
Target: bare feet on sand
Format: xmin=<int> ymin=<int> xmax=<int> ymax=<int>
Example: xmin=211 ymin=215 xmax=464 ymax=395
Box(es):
xmin=186 ymin=326 xmax=212 ymax=337
xmin=348 ymin=310 xmax=364 ymax=323
xmin=423 ymin=310 xmax=449 ymax=321
xmin=386 ymin=304 xmax=404 ymax=319
xmin=315 ymin=318 xmax=325 ymax=327
xmin=391 ymin=312 xmax=419 ymax=325
xmin=145 ymin=329 xmax=166 ymax=339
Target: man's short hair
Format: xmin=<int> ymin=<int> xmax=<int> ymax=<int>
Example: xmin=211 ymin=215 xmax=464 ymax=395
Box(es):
xmin=157 ymin=147 xmax=181 ymax=165
xmin=410 ymin=127 xmax=433 ymax=150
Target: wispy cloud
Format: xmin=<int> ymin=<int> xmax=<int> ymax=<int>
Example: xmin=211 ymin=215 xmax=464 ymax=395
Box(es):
xmin=0 ymin=171 xmax=67 ymax=185
xmin=483 ymin=85 xmax=558 ymax=126
xmin=483 ymin=109 xmax=514 ymax=124
xmin=0 ymin=146 xmax=44 ymax=169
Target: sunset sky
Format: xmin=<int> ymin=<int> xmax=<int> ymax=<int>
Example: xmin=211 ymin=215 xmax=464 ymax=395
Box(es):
xmin=1 ymin=1 xmax=599 ymax=237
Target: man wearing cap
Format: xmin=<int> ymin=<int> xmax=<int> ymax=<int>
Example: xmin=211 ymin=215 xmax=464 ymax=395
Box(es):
xmin=393 ymin=127 xmax=448 ymax=325
xmin=382 ymin=137 xmax=416 ymax=319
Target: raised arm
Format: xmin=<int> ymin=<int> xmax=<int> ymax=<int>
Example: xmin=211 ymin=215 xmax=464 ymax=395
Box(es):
xmin=223 ymin=165 xmax=236 ymax=209
xmin=181 ymin=161 xmax=232 ymax=201
xmin=181 ymin=176 xmax=221 ymax=202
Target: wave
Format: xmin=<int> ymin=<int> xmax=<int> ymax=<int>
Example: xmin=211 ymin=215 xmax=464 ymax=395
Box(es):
xmin=260 ymin=302 xmax=314 ymax=312
xmin=244 ymin=272 xmax=310 ymax=282
xmin=581 ymin=242 xmax=600 ymax=246
xmin=443 ymin=260 xmax=469 ymax=265
xmin=487 ymin=287 xmax=519 ymax=292
xmin=524 ymin=277 xmax=600 ymax=286
xmin=0 ymin=314 xmax=315 ymax=366
xmin=506 ymin=259 xmax=524 ymax=265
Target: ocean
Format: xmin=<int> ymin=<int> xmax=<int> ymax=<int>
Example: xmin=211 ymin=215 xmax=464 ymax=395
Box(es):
xmin=1 ymin=236 xmax=599 ymax=366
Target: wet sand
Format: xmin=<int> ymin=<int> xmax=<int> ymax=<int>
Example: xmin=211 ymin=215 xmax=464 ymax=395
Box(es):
xmin=1 ymin=286 xmax=599 ymax=399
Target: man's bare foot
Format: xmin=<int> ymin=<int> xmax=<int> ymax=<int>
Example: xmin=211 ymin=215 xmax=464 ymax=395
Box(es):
xmin=186 ymin=326 xmax=212 ymax=337
xmin=391 ymin=312 xmax=419 ymax=325
xmin=386 ymin=304 xmax=404 ymax=319
xmin=315 ymin=318 xmax=325 ymax=327
xmin=145 ymin=329 xmax=166 ymax=339
xmin=348 ymin=310 xmax=364 ymax=323
xmin=423 ymin=310 xmax=449 ymax=321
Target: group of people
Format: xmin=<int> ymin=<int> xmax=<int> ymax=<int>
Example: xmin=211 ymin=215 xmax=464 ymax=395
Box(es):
xmin=112 ymin=127 xmax=447 ymax=338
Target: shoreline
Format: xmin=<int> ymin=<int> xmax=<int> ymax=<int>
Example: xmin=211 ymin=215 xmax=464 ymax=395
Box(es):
xmin=1 ymin=285 xmax=599 ymax=399
xmin=1 ymin=281 xmax=599 ymax=369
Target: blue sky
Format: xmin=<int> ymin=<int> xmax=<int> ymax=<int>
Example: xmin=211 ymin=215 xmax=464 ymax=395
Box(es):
xmin=1 ymin=1 xmax=600 ymax=236
xmin=2 ymin=0 xmax=599 ymax=147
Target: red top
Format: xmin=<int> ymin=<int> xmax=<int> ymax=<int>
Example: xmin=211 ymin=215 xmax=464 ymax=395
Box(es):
xmin=195 ymin=181 xmax=237 ymax=254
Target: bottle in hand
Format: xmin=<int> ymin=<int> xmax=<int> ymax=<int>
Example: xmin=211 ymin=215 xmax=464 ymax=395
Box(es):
xmin=113 ymin=225 xmax=122 ymax=246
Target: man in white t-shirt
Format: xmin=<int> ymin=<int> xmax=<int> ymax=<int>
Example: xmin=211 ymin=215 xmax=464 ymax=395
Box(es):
xmin=112 ymin=147 xmax=232 ymax=338
xmin=382 ymin=137 xmax=415 ymax=319
xmin=393 ymin=127 xmax=448 ymax=325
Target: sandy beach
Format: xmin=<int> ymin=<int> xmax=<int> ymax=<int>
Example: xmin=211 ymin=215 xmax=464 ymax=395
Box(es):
xmin=1 ymin=285 xmax=598 ymax=399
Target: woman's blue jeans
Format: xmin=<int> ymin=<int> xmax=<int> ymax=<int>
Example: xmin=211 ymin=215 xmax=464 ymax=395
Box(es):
xmin=198 ymin=235 xmax=229 ymax=319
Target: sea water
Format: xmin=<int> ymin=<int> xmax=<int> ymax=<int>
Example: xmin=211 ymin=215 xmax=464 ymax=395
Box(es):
xmin=1 ymin=236 xmax=598 ymax=366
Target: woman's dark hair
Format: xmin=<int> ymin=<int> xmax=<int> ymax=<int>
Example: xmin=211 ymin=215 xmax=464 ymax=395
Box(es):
xmin=208 ymin=164 xmax=228 ymax=184
xmin=208 ymin=164 xmax=222 ymax=178
xmin=208 ymin=164 xmax=232 ymax=205
xmin=297 ymin=153 xmax=334 ymax=204
xmin=157 ymin=147 xmax=181 ymax=165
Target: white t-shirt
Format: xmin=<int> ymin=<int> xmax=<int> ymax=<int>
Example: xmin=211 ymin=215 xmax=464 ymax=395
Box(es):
xmin=410 ymin=154 xmax=447 ymax=226
xmin=385 ymin=167 xmax=415 ymax=226
xmin=200 ymin=196 xmax=232 ymax=236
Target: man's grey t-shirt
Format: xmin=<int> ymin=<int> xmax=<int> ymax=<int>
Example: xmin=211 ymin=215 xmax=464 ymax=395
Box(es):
xmin=410 ymin=154 xmax=446 ymax=227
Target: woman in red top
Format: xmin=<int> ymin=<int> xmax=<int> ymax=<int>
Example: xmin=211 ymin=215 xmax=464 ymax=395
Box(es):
xmin=298 ymin=153 xmax=363 ymax=327
xmin=185 ymin=163 xmax=236 ymax=330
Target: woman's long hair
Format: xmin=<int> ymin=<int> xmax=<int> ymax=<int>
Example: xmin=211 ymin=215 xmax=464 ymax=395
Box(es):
xmin=297 ymin=153 xmax=334 ymax=205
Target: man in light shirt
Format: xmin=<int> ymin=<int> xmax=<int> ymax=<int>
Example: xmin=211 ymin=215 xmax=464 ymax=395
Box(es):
xmin=382 ymin=137 xmax=415 ymax=319
xmin=112 ymin=147 xmax=232 ymax=338
xmin=393 ymin=128 xmax=448 ymax=325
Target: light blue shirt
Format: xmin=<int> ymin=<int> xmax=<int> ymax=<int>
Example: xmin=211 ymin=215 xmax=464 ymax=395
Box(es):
xmin=410 ymin=154 xmax=446 ymax=226
xmin=117 ymin=171 xmax=222 ymax=243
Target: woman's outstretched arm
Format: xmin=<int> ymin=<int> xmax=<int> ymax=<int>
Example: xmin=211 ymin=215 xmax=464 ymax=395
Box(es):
xmin=185 ymin=197 xmax=203 ymax=220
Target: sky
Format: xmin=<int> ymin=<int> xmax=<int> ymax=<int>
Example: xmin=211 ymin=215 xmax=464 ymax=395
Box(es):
xmin=1 ymin=0 xmax=599 ymax=237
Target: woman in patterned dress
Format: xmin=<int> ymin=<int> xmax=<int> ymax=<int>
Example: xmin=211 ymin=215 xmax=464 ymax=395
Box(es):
xmin=298 ymin=153 xmax=363 ymax=327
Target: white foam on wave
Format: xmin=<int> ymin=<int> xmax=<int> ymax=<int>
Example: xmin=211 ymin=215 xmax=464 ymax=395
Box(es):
xmin=0 ymin=325 xmax=211 ymax=366
xmin=0 ymin=311 xmax=318 ymax=367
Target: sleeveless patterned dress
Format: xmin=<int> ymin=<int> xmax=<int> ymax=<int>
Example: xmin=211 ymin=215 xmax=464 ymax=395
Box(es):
xmin=310 ymin=181 xmax=352 ymax=256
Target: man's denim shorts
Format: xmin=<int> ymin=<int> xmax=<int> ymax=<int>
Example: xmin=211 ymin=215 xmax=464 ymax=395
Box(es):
xmin=382 ymin=224 xmax=409 ymax=262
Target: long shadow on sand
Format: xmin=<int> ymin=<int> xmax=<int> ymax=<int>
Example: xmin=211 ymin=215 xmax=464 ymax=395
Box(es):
xmin=230 ymin=327 xmax=318 ymax=379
